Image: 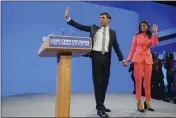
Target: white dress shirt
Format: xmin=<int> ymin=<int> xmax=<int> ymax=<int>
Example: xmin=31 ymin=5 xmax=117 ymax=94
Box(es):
xmin=93 ymin=27 xmax=110 ymax=53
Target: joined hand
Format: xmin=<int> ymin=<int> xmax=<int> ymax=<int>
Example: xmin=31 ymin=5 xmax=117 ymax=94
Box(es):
xmin=122 ymin=60 xmax=128 ymax=67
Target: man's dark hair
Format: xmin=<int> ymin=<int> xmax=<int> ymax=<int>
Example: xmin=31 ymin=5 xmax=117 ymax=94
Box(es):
xmin=100 ymin=12 xmax=111 ymax=19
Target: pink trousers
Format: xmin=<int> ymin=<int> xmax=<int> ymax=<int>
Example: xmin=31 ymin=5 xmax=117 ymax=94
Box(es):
xmin=134 ymin=62 xmax=152 ymax=100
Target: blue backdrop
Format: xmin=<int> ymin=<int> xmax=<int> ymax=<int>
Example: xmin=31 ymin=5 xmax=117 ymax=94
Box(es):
xmin=2 ymin=1 xmax=138 ymax=97
xmin=2 ymin=1 xmax=176 ymax=97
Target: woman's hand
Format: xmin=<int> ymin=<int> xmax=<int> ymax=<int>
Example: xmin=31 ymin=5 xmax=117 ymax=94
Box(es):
xmin=122 ymin=60 xmax=128 ymax=67
xmin=152 ymin=24 xmax=158 ymax=33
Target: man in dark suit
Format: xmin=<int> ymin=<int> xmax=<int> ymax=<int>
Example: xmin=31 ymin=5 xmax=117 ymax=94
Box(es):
xmin=151 ymin=52 xmax=165 ymax=100
xmin=65 ymin=7 xmax=127 ymax=117
xmin=164 ymin=52 xmax=175 ymax=102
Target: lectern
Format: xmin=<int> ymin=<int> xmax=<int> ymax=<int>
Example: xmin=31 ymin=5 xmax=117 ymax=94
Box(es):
xmin=38 ymin=35 xmax=92 ymax=117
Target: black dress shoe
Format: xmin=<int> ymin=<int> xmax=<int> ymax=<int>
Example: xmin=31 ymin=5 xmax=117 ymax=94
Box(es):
xmin=144 ymin=101 xmax=155 ymax=111
xmin=137 ymin=103 xmax=144 ymax=112
xmin=97 ymin=109 xmax=109 ymax=118
xmin=103 ymin=106 xmax=111 ymax=112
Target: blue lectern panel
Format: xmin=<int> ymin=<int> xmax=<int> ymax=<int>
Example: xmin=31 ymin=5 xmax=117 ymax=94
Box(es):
xmin=49 ymin=36 xmax=91 ymax=49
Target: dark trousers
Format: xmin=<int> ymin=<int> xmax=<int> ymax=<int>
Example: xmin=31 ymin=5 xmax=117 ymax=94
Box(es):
xmin=167 ymin=75 xmax=175 ymax=99
xmin=151 ymin=76 xmax=165 ymax=99
xmin=91 ymin=51 xmax=110 ymax=109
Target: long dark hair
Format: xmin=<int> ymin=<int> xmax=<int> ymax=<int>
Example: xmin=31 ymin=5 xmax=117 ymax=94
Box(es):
xmin=137 ymin=20 xmax=152 ymax=39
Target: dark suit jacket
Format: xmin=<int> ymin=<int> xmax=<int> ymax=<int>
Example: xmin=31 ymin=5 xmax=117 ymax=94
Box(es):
xmin=128 ymin=62 xmax=134 ymax=80
xmin=164 ymin=59 xmax=175 ymax=77
xmin=152 ymin=58 xmax=164 ymax=79
xmin=67 ymin=19 xmax=124 ymax=61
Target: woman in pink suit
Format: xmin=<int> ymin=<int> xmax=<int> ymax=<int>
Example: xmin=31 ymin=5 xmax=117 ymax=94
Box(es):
xmin=126 ymin=21 xmax=159 ymax=112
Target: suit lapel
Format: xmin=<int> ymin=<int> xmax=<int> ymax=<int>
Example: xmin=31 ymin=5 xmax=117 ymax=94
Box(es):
xmin=109 ymin=29 xmax=113 ymax=47
xmin=90 ymin=25 xmax=100 ymax=51
xmin=92 ymin=27 xmax=100 ymax=38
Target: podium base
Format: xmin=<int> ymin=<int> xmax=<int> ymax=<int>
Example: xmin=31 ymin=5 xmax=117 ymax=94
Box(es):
xmin=55 ymin=54 xmax=72 ymax=117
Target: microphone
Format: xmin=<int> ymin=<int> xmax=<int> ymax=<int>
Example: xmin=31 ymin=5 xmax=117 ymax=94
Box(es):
xmin=42 ymin=36 xmax=47 ymax=41
xmin=69 ymin=28 xmax=75 ymax=36
xmin=61 ymin=28 xmax=64 ymax=36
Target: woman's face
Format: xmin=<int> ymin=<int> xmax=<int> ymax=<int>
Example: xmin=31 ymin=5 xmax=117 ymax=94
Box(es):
xmin=140 ymin=22 xmax=148 ymax=32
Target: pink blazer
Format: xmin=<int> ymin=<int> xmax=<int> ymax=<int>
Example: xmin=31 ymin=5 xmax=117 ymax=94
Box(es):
xmin=127 ymin=33 xmax=159 ymax=64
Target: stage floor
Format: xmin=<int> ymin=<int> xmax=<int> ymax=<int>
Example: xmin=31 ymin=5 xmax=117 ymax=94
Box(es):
xmin=2 ymin=93 xmax=176 ymax=117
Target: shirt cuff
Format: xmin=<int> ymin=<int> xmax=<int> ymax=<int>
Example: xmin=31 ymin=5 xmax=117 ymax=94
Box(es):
xmin=122 ymin=60 xmax=125 ymax=62
xmin=66 ymin=17 xmax=71 ymax=22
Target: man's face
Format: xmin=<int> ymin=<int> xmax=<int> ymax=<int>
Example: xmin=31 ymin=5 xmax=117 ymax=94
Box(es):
xmin=100 ymin=15 xmax=110 ymax=27
xmin=169 ymin=52 xmax=174 ymax=60
xmin=154 ymin=52 xmax=158 ymax=58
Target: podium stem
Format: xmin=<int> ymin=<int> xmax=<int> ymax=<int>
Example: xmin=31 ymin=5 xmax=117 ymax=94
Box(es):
xmin=55 ymin=55 xmax=72 ymax=117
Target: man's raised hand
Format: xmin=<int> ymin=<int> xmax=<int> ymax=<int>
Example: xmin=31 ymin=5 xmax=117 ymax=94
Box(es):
xmin=65 ymin=6 xmax=70 ymax=20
